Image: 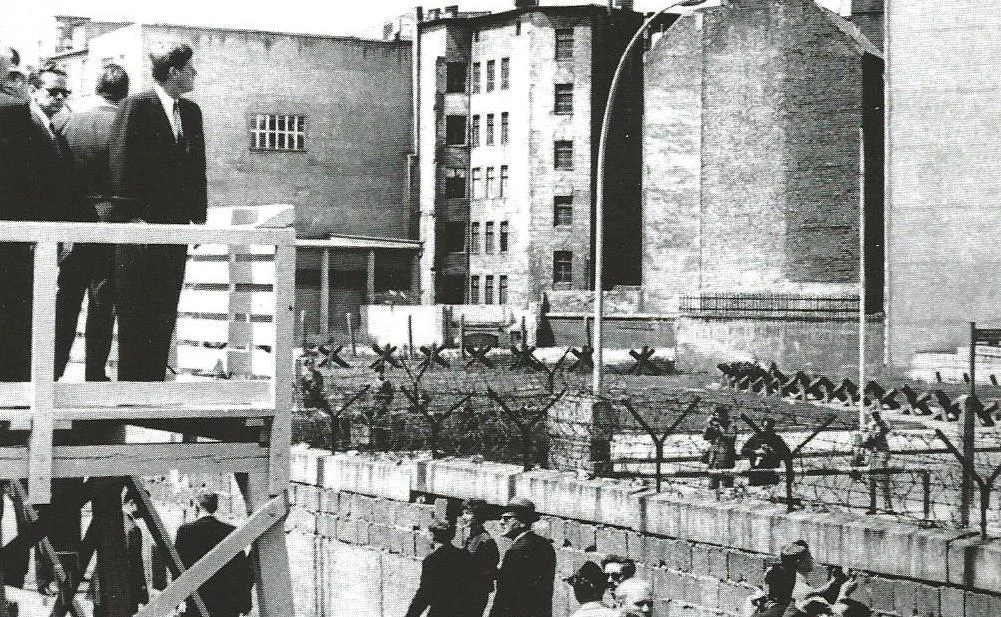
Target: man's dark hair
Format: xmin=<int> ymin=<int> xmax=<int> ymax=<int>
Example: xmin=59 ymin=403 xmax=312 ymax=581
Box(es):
xmin=150 ymin=42 xmax=193 ymax=83
xmin=197 ymin=491 xmax=220 ymax=514
xmin=96 ymin=63 xmax=129 ymax=101
xmin=7 ymin=47 xmax=19 ymax=67
xmin=28 ymin=63 xmax=67 ymax=89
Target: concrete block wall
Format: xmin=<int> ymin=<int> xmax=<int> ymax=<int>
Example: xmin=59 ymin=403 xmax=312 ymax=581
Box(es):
xmin=279 ymin=450 xmax=1001 ymax=617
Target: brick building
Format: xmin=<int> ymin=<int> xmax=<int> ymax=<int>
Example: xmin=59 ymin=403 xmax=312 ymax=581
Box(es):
xmin=884 ymin=2 xmax=1001 ymax=371
xmin=46 ymin=18 xmax=416 ymax=337
xmin=414 ymin=2 xmax=644 ymax=307
xmin=641 ymin=0 xmax=884 ymax=371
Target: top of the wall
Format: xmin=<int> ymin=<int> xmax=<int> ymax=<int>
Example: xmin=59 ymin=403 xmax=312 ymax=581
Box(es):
xmin=291 ymin=447 xmax=1001 ymax=593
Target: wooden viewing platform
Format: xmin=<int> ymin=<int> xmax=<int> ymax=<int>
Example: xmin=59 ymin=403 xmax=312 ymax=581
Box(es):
xmin=0 ymin=220 xmax=296 ymax=617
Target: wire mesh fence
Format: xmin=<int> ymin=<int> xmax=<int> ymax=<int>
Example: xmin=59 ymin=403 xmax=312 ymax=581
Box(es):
xmin=291 ymin=347 xmax=1001 ymax=535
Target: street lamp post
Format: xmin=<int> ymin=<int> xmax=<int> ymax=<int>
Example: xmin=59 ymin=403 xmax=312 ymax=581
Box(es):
xmin=593 ymin=0 xmax=703 ymax=395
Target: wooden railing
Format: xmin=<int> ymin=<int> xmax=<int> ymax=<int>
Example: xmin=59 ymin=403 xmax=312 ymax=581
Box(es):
xmin=0 ymin=220 xmax=296 ymax=505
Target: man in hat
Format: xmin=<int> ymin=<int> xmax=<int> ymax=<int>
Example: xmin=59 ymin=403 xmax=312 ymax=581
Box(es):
xmin=461 ymin=498 xmax=499 ymax=616
xmin=564 ymin=561 xmax=617 ymax=617
xmin=703 ymin=405 xmax=738 ymax=489
xmin=489 ymin=497 xmax=556 ymax=617
xmin=406 ymin=521 xmax=474 ymax=617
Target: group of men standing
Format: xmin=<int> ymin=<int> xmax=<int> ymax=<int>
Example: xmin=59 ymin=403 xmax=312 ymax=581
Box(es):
xmin=406 ymin=497 xmax=556 ymax=617
xmin=1 ymin=39 xmax=206 ymax=383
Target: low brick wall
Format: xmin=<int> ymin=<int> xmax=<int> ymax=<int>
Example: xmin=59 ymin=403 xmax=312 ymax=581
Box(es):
xmin=276 ymin=448 xmax=1001 ymax=617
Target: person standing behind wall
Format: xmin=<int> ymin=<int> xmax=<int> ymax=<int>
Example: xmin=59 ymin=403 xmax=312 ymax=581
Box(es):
xmin=489 ymin=498 xmax=555 ymax=617
xmin=703 ymin=405 xmax=738 ymax=489
xmin=56 ymin=63 xmax=130 ymax=381
xmin=461 ymin=498 xmax=499 ymax=617
xmin=109 ymin=42 xmax=206 ymax=381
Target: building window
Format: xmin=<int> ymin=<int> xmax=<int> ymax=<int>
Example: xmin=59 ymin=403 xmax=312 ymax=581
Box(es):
xmin=486 ymin=59 xmax=495 ymax=92
xmin=472 ymin=62 xmax=481 ymax=93
xmin=554 ymin=84 xmax=573 ymax=115
xmin=486 ymin=114 xmax=495 ymax=145
xmin=554 ymin=251 xmax=573 ymax=284
xmin=485 ymin=275 xmax=495 ymax=305
xmin=446 ymin=62 xmax=468 ymax=93
xmin=445 ymin=221 xmax=466 ymax=253
xmin=499 ymin=221 xmax=509 ymax=253
xmin=444 ymin=167 xmax=467 ymax=198
xmin=471 ymin=115 xmax=481 ymax=147
xmin=470 ymin=275 xmax=481 ymax=304
xmin=472 ymin=167 xmax=483 ymax=199
xmin=500 ymin=165 xmax=509 ymax=197
xmin=500 ymin=57 xmax=510 ymax=90
xmin=554 ymin=140 xmax=573 ymax=170
xmin=446 ymin=115 xmax=467 ymax=145
xmin=485 ymin=167 xmax=495 ymax=198
xmin=499 ymin=275 xmax=508 ymax=304
xmin=555 ymin=28 xmax=574 ymax=61
xmin=485 ymin=222 xmax=495 ymax=254
xmin=470 ymin=222 xmax=480 ymax=254
xmin=500 ymin=112 xmax=509 ymax=144
xmin=554 ymin=195 xmax=573 ymax=226
xmin=251 ymin=114 xmax=306 ymax=151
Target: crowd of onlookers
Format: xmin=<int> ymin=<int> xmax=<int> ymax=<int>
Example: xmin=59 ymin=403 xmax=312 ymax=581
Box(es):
xmin=403 ymin=495 xmax=873 ymax=617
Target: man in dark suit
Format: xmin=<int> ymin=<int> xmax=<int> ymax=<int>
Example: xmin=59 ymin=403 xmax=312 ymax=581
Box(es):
xmin=109 ymin=42 xmax=206 ymax=381
xmin=0 ymin=43 xmax=37 ymax=384
xmin=56 ymin=63 xmax=130 ymax=381
xmin=405 ymin=521 xmax=475 ymax=617
xmin=175 ymin=492 xmax=253 ymax=617
xmin=489 ymin=498 xmax=556 ymax=617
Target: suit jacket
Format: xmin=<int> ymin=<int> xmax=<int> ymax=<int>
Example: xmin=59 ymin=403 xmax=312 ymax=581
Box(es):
xmin=464 ymin=527 xmax=499 ymax=596
xmin=175 ymin=516 xmax=253 ymax=617
xmin=27 ymin=106 xmax=85 ymax=223
xmin=109 ymin=89 xmax=207 ymax=224
xmin=489 ymin=531 xmax=556 ymax=617
xmin=405 ymin=543 xmax=475 ymax=617
xmin=0 ymin=88 xmax=36 ymax=221
xmin=62 ymin=98 xmax=119 ymax=202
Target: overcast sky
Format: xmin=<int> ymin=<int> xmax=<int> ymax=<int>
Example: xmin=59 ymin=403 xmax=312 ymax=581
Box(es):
xmin=3 ymin=0 xmax=847 ymax=65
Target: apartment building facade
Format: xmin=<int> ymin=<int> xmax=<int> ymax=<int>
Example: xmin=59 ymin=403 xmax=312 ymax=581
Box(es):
xmin=414 ymin=2 xmax=644 ymax=307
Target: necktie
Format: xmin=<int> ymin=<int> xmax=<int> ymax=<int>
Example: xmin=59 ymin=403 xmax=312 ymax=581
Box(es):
xmin=173 ymin=101 xmax=184 ymax=141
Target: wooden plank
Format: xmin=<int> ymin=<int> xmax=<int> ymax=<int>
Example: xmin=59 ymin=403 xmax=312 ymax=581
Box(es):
xmin=52 ymin=405 xmax=274 ymax=421
xmin=7 ymin=480 xmax=87 ymax=617
xmin=54 ymin=381 xmax=272 ymax=408
xmin=0 ymin=221 xmax=289 ymax=246
xmin=0 ymin=383 xmax=31 ymax=407
xmin=176 ymin=318 xmax=274 ymax=347
xmin=184 ymin=262 xmax=230 ymax=285
xmin=126 ymin=477 xmax=209 ymax=617
xmin=269 ymin=241 xmax=295 ymax=494
xmin=134 ymin=493 xmax=288 ymax=617
xmin=0 ymin=443 xmax=268 ymax=479
xmin=29 ymin=241 xmax=57 ymax=504
xmin=237 ymin=472 xmax=294 ymax=617
xmin=174 ymin=347 xmax=274 ymax=378
xmin=177 ymin=290 xmax=275 ymax=317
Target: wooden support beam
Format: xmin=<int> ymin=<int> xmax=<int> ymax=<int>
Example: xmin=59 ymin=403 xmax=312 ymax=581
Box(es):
xmin=134 ymin=492 xmax=288 ymax=617
xmin=126 ymin=477 xmax=209 ymax=617
xmin=270 ymin=241 xmax=295 ymax=495
xmin=237 ymin=472 xmax=294 ymax=617
xmin=54 ymin=381 xmax=272 ymax=410
xmin=0 ymin=221 xmax=291 ymax=246
xmin=7 ymin=480 xmax=87 ymax=617
xmin=29 ymin=241 xmax=57 ymax=503
xmin=0 ymin=442 xmax=268 ymax=479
